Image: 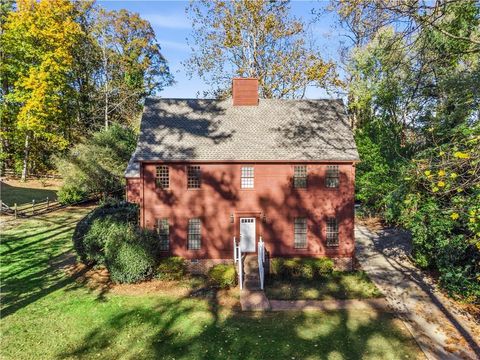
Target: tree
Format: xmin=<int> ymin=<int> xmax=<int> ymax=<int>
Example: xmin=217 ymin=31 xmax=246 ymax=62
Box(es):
xmin=186 ymin=0 xmax=339 ymax=98
xmin=2 ymin=0 xmax=83 ymax=181
xmin=56 ymin=124 xmax=136 ymax=204
xmin=0 ymin=0 xmax=17 ymax=170
xmin=330 ymin=0 xmax=480 ymax=302
xmin=0 ymin=0 xmax=173 ymax=178
xmin=91 ymin=8 xmax=173 ymax=129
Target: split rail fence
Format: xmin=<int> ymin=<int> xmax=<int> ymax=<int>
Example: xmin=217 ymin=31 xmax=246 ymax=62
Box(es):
xmin=0 ymin=189 xmax=124 ymax=220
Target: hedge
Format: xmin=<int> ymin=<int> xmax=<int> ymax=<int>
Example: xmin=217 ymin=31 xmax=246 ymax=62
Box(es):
xmin=270 ymin=257 xmax=334 ymax=280
xmin=208 ymin=264 xmax=237 ymax=288
xmin=155 ymin=257 xmax=187 ymax=280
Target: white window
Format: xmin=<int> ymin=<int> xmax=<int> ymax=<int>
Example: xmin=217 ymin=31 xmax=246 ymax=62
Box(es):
xmin=156 ymin=165 xmax=169 ymax=189
xmin=187 ymin=165 xmax=201 ymax=189
xmin=188 ymin=218 xmax=201 ymax=250
xmin=326 ymin=217 xmax=339 ymax=247
xmin=156 ymin=218 xmax=169 ymax=251
xmin=293 ymin=165 xmax=307 ymax=189
xmin=326 ymin=165 xmax=339 ymax=188
xmin=241 ymin=166 xmax=254 ymax=189
xmin=294 ymin=217 xmax=307 ymax=248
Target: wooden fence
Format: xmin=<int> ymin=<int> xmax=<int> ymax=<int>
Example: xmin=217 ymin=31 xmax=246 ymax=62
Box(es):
xmin=0 ymin=169 xmax=62 ymax=180
xmin=0 ymin=188 xmax=125 ymax=220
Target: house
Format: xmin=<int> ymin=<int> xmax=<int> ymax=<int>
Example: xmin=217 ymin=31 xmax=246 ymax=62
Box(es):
xmin=125 ymin=78 xmax=359 ymax=275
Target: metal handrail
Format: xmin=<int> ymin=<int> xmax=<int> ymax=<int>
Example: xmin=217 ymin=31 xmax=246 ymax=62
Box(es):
xmin=258 ymin=236 xmax=265 ymax=290
xmin=233 ymin=236 xmax=238 ymax=263
xmin=234 ymin=236 xmax=243 ymax=290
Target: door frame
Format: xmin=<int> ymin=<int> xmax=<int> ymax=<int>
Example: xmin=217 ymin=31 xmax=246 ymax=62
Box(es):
xmin=235 ymin=211 xmax=261 ymax=253
xmin=239 ymin=217 xmax=256 ymax=253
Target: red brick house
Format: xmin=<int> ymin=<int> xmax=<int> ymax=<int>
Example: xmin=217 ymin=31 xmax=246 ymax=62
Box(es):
xmin=125 ymin=78 xmax=359 ymax=275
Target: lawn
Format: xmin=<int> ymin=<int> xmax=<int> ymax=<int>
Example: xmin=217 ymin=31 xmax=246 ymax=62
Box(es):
xmin=0 ymin=179 xmax=59 ymax=207
xmin=0 ymin=207 xmax=425 ymax=360
xmin=266 ymin=272 xmax=383 ymax=300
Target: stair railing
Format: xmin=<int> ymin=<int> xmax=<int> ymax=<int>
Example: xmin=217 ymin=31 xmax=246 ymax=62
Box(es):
xmin=233 ymin=236 xmax=243 ymax=290
xmin=233 ymin=236 xmax=238 ymax=263
xmin=258 ymin=236 xmax=265 ymax=290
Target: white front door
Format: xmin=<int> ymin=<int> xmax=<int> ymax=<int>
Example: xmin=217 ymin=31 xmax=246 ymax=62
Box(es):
xmin=240 ymin=218 xmax=256 ymax=252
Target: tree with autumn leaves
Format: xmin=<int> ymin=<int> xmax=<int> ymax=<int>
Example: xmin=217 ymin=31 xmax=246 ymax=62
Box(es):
xmin=186 ymin=0 xmax=339 ymax=98
xmin=1 ymin=0 xmax=83 ymax=180
xmin=0 ymin=0 xmax=173 ymax=180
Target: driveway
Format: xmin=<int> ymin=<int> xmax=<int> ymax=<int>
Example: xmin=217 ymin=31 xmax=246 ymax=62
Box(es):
xmin=355 ymin=225 xmax=480 ymax=360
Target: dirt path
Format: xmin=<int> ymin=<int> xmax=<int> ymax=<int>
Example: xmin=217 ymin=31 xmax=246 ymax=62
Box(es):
xmin=355 ymin=225 xmax=480 ymax=360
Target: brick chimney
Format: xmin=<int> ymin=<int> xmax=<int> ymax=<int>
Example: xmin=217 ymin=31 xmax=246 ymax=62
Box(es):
xmin=232 ymin=78 xmax=258 ymax=106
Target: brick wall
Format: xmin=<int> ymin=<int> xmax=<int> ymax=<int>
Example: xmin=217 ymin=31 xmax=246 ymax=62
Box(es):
xmin=133 ymin=161 xmax=355 ymax=262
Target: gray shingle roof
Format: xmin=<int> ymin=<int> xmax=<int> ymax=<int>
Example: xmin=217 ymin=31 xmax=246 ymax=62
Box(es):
xmin=125 ymin=97 xmax=359 ymax=177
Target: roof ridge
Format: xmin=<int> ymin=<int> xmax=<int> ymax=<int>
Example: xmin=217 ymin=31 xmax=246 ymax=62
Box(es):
xmin=125 ymin=96 xmax=358 ymax=177
xmin=145 ymin=96 xmax=344 ymax=102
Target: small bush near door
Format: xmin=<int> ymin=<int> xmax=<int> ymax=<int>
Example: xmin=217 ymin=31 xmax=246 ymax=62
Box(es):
xmin=208 ymin=264 xmax=237 ymax=288
xmin=270 ymin=258 xmax=334 ymax=280
xmin=155 ymin=257 xmax=187 ymax=280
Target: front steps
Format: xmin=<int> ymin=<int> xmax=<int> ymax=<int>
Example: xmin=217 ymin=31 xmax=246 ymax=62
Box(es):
xmin=243 ymin=254 xmax=260 ymax=290
xmin=240 ymin=254 xmax=270 ymax=311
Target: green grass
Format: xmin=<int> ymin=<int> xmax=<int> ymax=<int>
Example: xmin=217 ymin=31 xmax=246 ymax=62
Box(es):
xmin=1 ymin=181 xmax=58 ymax=207
xmin=266 ymin=272 xmax=383 ymax=300
xmin=0 ymin=207 xmax=424 ymax=360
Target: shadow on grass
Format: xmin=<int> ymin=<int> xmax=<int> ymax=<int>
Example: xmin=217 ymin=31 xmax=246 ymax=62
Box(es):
xmin=57 ymin=291 xmax=418 ymax=360
xmin=0 ymin=181 xmax=58 ymax=207
xmin=1 ymin=206 xmax=422 ymax=359
xmin=0 ymin=222 xmax=77 ymax=256
xmin=0 ymin=208 xmax=92 ymax=318
xmin=266 ymin=271 xmax=383 ymax=301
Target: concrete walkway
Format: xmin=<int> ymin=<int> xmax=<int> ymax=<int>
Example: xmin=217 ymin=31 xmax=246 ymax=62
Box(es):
xmin=355 ymin=225 xmax=480 ymax=360
xmin=269 ymin=298 xmax=392 ymax=312
xmin=240 ymin=289 xmax=271 ymax=311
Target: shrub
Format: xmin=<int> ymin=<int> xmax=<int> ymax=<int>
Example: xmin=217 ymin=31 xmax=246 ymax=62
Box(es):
xmin=269 ymin=258 xmax=284 ymax=277
xmin=105 ymin=229 xmax=155 ymax=284
xmin=155 ymin=257 xmax=187 ymax=280
xmin=73 ymin=200 xmax=162 ymax=284
xmin=270 ymin=257 xmax=334 ymax=279
xmin=56 ymin=124 xmax=136 ymax=204
xmin=81 ymin=218 xmax=126 ymax=264
xmin=313 ymin=258 xmax=335 ymax=276
xmin=72 ymin=201 xmax=138 ymax=264
xmin=57 ymin=184 xmax=87 ymax=204
xmin=208 ymin=264 xmax=237 ymax=288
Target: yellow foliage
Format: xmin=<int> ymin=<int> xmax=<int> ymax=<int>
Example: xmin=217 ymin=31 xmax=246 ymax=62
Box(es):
xmin=4 ymin=0 xmax=82 ymax=144
xmin=453 ymin=151 xmax=470 ymax=159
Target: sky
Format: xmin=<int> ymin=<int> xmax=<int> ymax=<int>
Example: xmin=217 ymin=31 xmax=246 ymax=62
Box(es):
xmin=99 ymin=0 xmax=346 ymax=99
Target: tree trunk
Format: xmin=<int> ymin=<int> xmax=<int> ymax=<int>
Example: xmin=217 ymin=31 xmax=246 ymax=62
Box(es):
xmin=102 ymin=34 xmax=109 ymax=130
xmin=104 ymin=87 xmax=108 ymax=129
xmin=21 ymin=131 xmax=31 ymax=182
